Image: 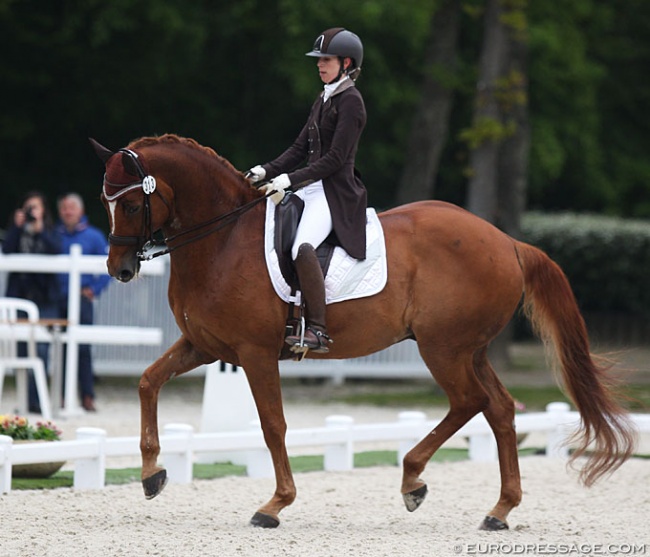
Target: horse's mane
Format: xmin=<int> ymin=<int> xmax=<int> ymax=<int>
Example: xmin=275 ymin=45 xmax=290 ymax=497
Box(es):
xmin=128 ymin=133 xmax=241 ymax=175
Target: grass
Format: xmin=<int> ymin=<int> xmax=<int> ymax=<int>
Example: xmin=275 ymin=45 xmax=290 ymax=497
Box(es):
xmin=11 ymin=447 xmax=551 ymax=492
xmin=332 ymin=384 xmax=571 ymax=411
xmin=330 ymin=382 xmax=650 ymax=412
xmin=623 ymin=384 xmax=650 ymax=411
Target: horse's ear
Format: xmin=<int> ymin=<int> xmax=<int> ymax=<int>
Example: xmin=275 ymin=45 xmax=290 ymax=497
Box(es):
xmin=121 ymin=151 xmax=141 ymax=177
xmin=89 ymin=138 xmax=114 ymax=164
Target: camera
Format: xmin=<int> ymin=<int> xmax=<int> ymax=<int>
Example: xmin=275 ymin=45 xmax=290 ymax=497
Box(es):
xmin=24 ymin=206 xmax=36 ymax=223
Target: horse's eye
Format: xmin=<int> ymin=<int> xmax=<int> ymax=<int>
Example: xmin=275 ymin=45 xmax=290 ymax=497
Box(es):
xmin=124 ymin=204 xmax=140 ymax=215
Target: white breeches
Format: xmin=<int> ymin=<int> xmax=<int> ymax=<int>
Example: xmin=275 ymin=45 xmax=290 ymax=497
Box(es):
xmin=292 ymin=180 xmax=333 ymax=260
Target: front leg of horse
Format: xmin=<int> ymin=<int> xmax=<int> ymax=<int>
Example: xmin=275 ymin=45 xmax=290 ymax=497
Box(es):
xmin=139 ymin=338 xmax=209 ymax=499
xmin=249 ymin=429 xmax=295 ymax=529
xmin=243 ymin=358 xmax=297 ymax=528
xmin=139 ymin=371 xmax=167 ymax=498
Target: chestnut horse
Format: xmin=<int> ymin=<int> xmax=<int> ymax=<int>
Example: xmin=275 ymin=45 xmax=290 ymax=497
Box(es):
xmin=92 ymin=134 xmax=634 ymax=530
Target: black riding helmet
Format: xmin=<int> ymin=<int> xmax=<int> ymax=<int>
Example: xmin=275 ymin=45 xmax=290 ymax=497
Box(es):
xmin=305 ymin=27 xmax=363 ymax=81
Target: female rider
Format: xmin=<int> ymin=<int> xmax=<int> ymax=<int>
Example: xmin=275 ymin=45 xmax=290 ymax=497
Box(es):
xmin=247 ymin=27 xmax=367 ymax=353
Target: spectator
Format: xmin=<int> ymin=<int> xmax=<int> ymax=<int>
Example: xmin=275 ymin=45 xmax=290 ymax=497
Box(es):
xmin=2 ymin=191 xmax=62 ymax=413
xmin=56 ymin=192 xmax=111 ymax=412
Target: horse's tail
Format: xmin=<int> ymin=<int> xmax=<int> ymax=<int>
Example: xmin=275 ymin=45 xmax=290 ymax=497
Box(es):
xmin=515 ymin=241 xmax=636 ymax=486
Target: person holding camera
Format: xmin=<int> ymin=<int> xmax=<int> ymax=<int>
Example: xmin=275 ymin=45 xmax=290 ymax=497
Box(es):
xmin=2 ymin=191 xmax=62 ymax=413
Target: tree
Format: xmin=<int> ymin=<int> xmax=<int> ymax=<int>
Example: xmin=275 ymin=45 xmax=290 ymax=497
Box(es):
xmin=463 ymin=0 xmax=530 ymax=366
xmin=465 ymin=0 xmax=511 ymax=223
xmin=497 ymin=3 xmax=529 ymax=239
xmin=395 ymin=0 xmax=462 ymax=204
xmin=0 ymin=0 xmax=649 ymax=232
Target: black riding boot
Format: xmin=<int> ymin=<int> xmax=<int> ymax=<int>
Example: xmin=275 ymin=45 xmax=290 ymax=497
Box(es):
xmin=285 ymin=243 xmax=332 ymax=353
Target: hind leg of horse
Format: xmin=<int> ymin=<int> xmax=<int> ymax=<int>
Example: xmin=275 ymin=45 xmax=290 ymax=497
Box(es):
xmin=473 ymin=348 xmax=522 ymax=530
xmin=241 ymin=355 xmax=296 ymax=528
xmin=401 ymin=349 xmax=490 ymax=511
xmin=139 ymin=337 xmax=209 ymax=499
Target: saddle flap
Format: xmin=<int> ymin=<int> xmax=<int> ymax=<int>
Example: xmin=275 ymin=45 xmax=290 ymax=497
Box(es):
xmin=274 ymin=193 xmax=304 ymax=289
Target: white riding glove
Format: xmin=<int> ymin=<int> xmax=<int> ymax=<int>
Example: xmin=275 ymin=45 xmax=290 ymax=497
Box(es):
xmin=246 ymin=165 xmax=266 ymax=183
xmin=259 ymin=173 xmax=291 ymax=205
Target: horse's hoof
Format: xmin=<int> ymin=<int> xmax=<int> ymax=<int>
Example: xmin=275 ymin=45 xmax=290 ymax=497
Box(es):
xmin=403 ymin=484 xmax=428 ymax=512
xmin=142 ymin=469 xmax=168 ymax=500
xmin=250 ymin=512 xmax=280 ymax=529
xmin=479 ymin=515 xmax=509 ymax=531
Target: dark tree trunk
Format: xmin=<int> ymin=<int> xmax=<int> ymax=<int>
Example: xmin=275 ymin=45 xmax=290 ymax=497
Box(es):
xmin=497 ymin=26 xmax=530 ymax=239
xmin=466 ymin=0 xmax=530 ymax=368
xmin=466 ymin=0 xmax=509 ymax=222
xmin=396 ymin=0 xmax=461 ymax=205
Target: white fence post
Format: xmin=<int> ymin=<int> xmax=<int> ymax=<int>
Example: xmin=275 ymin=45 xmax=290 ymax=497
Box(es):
xmin=468 ymin=415 xmax=498 ymax=462
xmin=546 ymin=402 xmax=572 ymax=458
xmin=162 ymin=423 xmax=194 ymax=485
xmin=397 ymin=411 xmax=427 ymax=465
xmin=63 ymin=244 xmax=83 ymax=417
xmin=246 ymin=420 xmax=274 ymax=479
xmin=198 ymin=361 xmax=257 ymax=465
xmin=324 ymin=415 xmax=354 ymax=471
xmin=74 ymin=427 xmax=107 ymax=490
xmin=468 ymin=433 xmax=498 ymax=462
xmin=0 ymin=435 xmax=13 ymax=494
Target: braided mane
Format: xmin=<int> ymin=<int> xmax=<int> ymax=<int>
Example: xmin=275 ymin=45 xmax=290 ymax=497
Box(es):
xmin=127 ymin=133 xmax=241 ymax=175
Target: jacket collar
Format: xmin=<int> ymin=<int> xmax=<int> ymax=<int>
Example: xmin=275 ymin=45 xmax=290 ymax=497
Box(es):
xmin=322 ymin=76 xmax=355 ymax=102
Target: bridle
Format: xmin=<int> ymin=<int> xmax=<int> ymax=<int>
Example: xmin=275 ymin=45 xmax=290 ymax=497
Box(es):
xmin=103 ymin=149 xmax=164 ymax=257
xmin=103 ymin=149 xmax=284 ymax=261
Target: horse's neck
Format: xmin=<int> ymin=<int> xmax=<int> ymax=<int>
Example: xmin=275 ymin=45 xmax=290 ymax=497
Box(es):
xmin=168 ymin=162 xmax=252 ymax=224
xmin=163 ymin=168 xmax=262 ymax=270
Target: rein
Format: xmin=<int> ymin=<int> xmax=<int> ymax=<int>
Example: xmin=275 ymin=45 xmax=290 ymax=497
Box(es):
xmin=141 ymin=194 xmax=269 ymax=261
xmin=147 ymin=179 xmax=314 ymax=261
xmin=105 ymin=150 xmax=311 ymax=261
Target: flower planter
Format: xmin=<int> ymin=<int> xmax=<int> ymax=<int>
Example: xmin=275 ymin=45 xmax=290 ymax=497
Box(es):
xmin=12 ymin=440 xmax=65 ymax=479
xmin=1 ymin=415 xmax=64 ymax=477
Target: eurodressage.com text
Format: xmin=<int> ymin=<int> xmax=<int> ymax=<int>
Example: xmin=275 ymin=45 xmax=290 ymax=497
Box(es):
xmin=454 ymin=543 xmax=647 ymax=555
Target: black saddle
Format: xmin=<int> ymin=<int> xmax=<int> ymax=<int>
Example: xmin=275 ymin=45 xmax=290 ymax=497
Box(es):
xmin=274 ymin=193 xmax=337 ymax=292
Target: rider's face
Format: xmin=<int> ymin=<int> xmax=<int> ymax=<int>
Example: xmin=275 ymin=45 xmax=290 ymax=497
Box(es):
xmin=317 ymin=56 xmax=349 ymax=84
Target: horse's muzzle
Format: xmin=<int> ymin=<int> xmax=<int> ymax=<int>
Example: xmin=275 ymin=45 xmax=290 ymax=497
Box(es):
xmin=107 ymin=252 xmax=141 ymax=283
xmin=116 ymin=267 xmax=137 ymax=283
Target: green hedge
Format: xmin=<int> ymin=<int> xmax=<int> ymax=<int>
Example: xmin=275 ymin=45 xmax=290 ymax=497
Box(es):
xmin=521 ymin=213 xmax=650 ymax=316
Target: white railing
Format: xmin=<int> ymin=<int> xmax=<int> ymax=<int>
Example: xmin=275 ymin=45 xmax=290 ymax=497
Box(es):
xmin=3 ymin=402 xmax=649 ymax=494
xmin=0 ymin=247 xmax=165 ymax=415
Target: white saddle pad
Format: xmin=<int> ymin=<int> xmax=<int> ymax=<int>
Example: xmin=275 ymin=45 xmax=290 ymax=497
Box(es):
xmin=264 ymin=198 xmax=388 ymax=304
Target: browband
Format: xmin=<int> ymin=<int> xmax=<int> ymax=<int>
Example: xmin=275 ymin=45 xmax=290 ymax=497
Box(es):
xmin=102 ymin=149 xmax=157 ymax=200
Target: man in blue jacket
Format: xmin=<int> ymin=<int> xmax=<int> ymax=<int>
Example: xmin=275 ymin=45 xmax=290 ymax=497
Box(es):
xmin=57 ymin=193 xmax=111 ymax=411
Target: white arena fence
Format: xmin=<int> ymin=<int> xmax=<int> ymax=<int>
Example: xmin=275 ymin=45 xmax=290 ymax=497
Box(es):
xmin=2 ymin=403 xmax=649 ymax=494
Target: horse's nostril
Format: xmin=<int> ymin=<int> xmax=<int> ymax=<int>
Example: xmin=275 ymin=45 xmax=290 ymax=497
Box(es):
xmin=118 ymin=269 xmax=134 ymax=283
